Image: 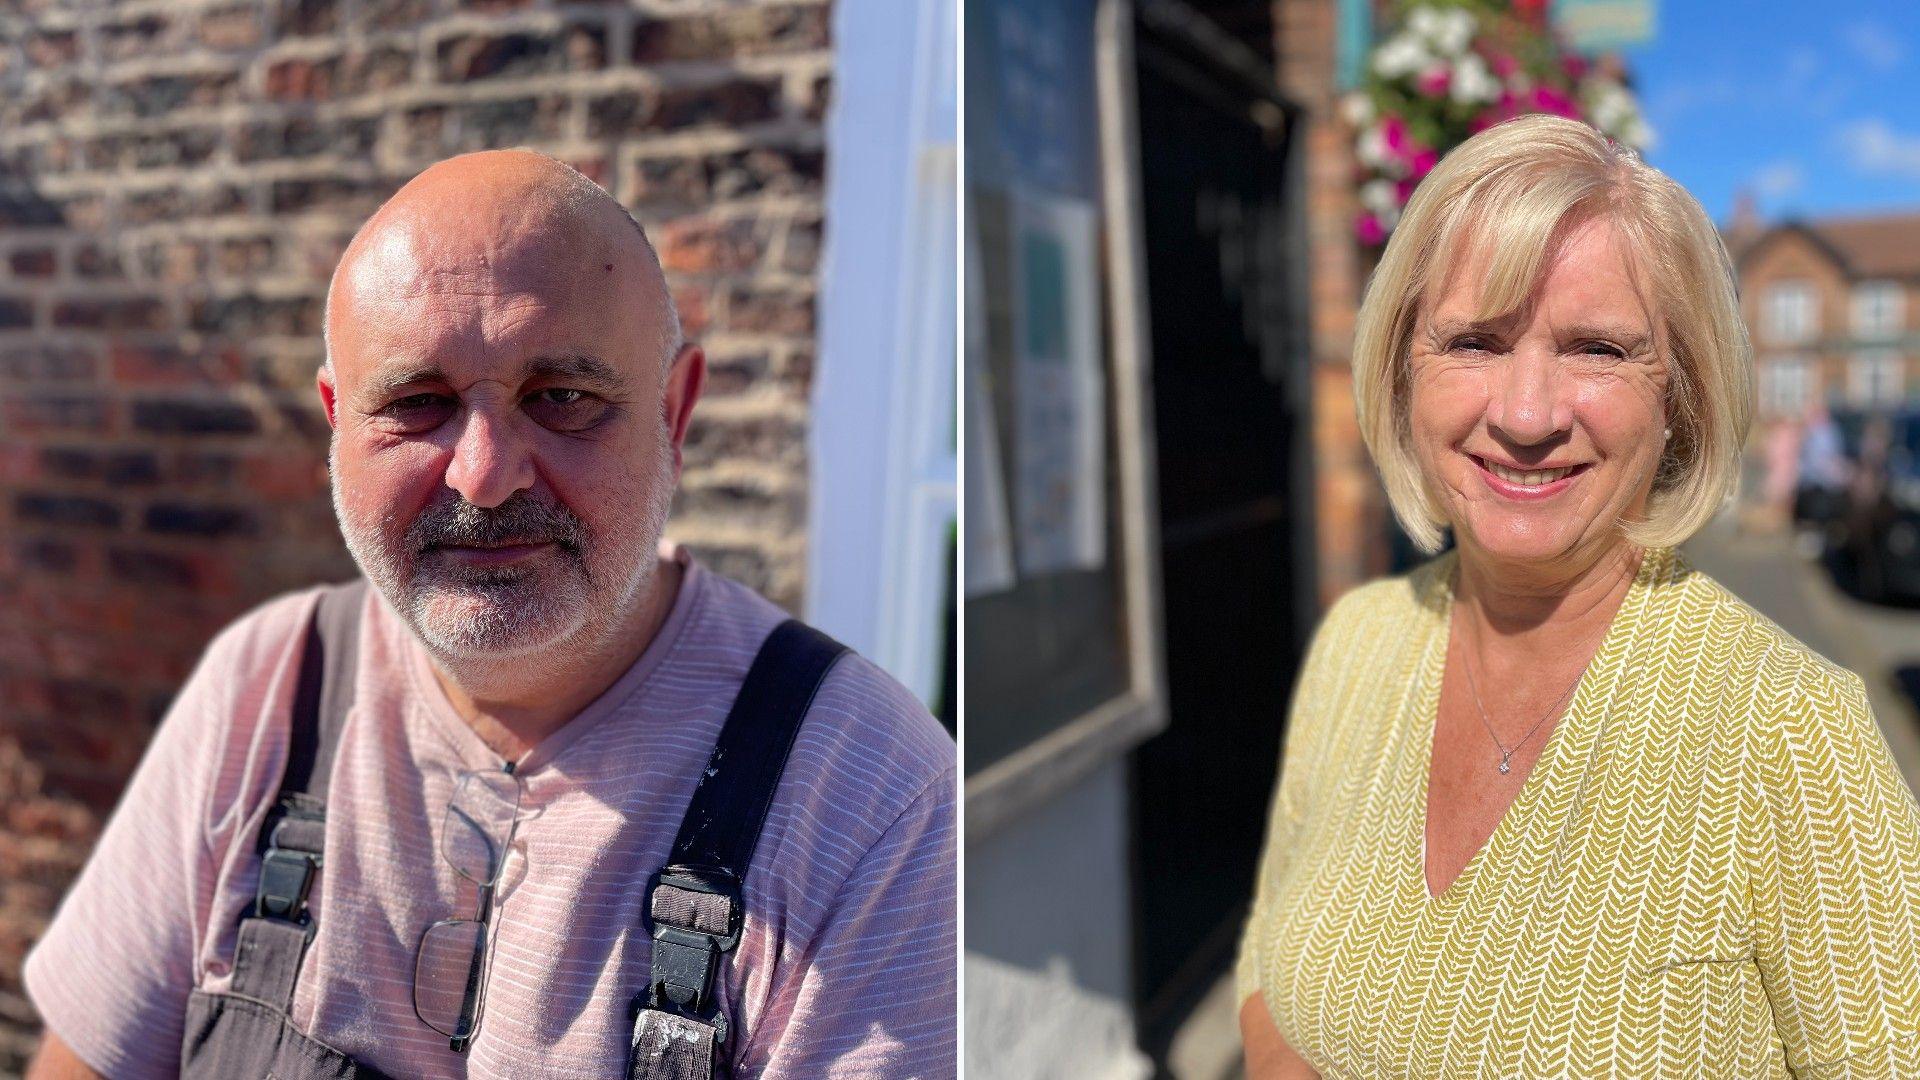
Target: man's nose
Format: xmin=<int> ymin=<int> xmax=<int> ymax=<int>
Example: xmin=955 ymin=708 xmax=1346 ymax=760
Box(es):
xmin=1484 ymin=346 xmax=1573 ymax=446
xmin=444 ymin=407 xmax=536 ymax=509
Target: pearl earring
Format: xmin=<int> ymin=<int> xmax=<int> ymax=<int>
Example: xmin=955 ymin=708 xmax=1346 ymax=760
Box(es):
xmin=1663 ymin=427 xmax=1672 ymax=440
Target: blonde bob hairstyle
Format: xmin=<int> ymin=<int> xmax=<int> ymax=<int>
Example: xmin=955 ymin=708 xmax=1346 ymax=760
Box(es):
xmin=1352 ymin=114 xmax=1753 ymax=555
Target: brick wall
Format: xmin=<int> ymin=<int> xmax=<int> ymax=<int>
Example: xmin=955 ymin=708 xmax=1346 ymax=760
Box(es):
xmin=1272 ymin=0 xmax=1389 ymax=606
xmin=0 ymin=0 xmax=832 ymax=1065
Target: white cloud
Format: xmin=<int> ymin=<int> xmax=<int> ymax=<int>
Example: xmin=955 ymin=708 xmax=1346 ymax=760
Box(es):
xmin=1837 ymin=118 xmax=1920 ymax=180
xmin=1642 ymin=77 xmax=1738 ymax=125
xmin=1842 ymin=20 xmax=1905 ymax=71
xmin=1750 ymin=160 xmax=1806 ymax=200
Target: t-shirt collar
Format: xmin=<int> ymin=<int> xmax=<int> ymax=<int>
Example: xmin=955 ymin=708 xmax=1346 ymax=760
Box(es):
xmin=395 ymin=541 xmax=706 ymax=775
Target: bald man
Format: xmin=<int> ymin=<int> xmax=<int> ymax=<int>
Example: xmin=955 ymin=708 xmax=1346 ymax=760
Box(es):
xmin=23 ymin=152 xmax=955 ymax=1079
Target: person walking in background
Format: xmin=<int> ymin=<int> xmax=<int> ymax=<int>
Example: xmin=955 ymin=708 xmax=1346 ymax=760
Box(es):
xmin=1759 ymin=412 xmax=1803 ymax=533
xmin=1792 ymin=400 xmax=1851 ymax=552
xmin=22 ymin=150 xmax=955 ymax=1080
xmin=1238 ymin=116 xmax=1920 ymax=1077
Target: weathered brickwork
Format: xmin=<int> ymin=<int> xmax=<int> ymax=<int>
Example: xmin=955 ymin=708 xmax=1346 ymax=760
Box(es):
xmin=1272 ymin=0 xmax=1390 ymax=605
xmin=0 ymin=0 xmax=832 ymax=1065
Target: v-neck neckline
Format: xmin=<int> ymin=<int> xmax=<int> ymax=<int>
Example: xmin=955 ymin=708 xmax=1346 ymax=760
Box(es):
xmin=1411 ymin=544 xmax=1668 ymax=906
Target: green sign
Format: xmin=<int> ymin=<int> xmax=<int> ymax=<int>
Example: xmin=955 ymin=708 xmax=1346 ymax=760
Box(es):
xmin=1554 ymin=0 xmax=1656 ymax=52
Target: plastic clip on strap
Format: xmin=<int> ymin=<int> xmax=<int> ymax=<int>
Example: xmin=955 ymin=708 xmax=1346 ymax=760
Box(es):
xmin=629 ymin=620 xmax=847 ymax=1080
xmin=231 ymin=581 xmax=366 ymax=1008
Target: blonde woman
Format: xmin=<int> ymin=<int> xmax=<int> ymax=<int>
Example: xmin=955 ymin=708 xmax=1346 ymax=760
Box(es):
xmin=1238 ymin=115 xmax=1920 ymax=1077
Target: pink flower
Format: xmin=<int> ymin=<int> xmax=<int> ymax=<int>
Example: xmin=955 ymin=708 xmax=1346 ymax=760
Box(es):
xmin=1379 ymin=114 xmax=1411 ymax=155
xmin=1410 ymin=148 xmax=1439 ymax=177
xmin=1561 ymin=53 xmax=1590 ymax=82
xmin=1472 ymin=90 xmax=1523 ymax=132
xmin=1416 ymin=65 xmax=1451 ymax=98
xmin=1395 ymin=176 xmax=1420 ymax=204
xmin=1530 ymin=85 xmax=1581 ymax=119
xmin=1487 ymin=51 xmax=1520 ymax=79
xmin=1356 ymin=213 xmax=1388 ymax=245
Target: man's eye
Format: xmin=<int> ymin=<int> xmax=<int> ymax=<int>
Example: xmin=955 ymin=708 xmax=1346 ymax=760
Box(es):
xmin=391 ymin=393 xmax=445 ymax=410
xmin=531 ymin=388 xmax=587 ymax=406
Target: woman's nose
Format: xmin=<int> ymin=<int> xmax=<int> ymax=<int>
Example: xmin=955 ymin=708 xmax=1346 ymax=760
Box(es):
xmin=444 ymin=407 xmax=537 ymax=508
xmin=1484 ymin=347 xmax=1573 ymax=445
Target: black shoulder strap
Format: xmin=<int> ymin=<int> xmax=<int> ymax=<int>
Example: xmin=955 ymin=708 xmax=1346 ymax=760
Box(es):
xmin=228 ymin=579 xmax=369 ymax=1017
xmin=280 ymin=579 xmax=369 ymax=813
xmin=630 ymin=618 xmax=848 ymax=1079
xmin=667 ymin=619 xmax=847 ymax=874
xmin=251 ymin=579 xmax=367 ymax=915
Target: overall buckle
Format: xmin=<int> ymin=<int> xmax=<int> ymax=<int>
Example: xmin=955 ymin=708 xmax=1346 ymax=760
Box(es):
xmin=255 ymin=846 xmax=319 ymax=925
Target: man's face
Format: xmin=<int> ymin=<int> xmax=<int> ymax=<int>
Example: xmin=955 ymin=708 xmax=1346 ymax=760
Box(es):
xmin=322 ymin=218 xmax=693 ymax=662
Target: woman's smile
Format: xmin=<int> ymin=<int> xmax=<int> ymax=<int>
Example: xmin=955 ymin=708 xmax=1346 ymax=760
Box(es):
xmin=1468 ymin=453 xmax=1592 ymax=500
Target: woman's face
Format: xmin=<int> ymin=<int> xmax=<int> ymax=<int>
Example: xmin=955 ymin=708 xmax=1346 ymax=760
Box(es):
xmin=1407 ymin=217 xmax=1670 ymax=572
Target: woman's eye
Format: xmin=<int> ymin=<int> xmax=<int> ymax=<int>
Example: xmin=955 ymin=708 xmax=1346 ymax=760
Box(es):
xmin=1448 ymin=336 xmax=1491 ymax=353
xmin=1580 ymin=342 xmax=1627 ymax=358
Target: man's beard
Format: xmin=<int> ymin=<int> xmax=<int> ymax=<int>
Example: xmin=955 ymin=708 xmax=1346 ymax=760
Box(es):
xmin=331 ymin=442 xmax=675 ymax=664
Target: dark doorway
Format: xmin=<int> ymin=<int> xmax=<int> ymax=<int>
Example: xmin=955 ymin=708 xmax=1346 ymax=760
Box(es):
xmin=1125 ymin=2 xmax=1316 ymax=1056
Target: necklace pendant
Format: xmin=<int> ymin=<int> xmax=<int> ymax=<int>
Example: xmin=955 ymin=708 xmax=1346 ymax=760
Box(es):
xmin=1497 ymin=756 xmax=1512 ymax=774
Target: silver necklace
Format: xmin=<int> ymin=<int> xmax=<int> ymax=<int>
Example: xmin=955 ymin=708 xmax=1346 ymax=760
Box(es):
xmin=1457 ymin=630 xmax=1584 ymax=775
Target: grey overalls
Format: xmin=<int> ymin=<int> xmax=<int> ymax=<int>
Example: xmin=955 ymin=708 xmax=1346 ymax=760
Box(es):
xmin=177 ymin=580 xmax=846 ymax=1080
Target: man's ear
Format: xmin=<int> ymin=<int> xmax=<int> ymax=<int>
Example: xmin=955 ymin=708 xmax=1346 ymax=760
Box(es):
xmin=662 ymin=342 xmax=706 ymax=478
xmin=317 ymin=363 xmax=339 ymax=430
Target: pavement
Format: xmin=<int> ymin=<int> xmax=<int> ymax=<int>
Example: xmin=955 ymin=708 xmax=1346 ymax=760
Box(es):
xmin=1165 ymin=513 xmax=1920 ymax=1080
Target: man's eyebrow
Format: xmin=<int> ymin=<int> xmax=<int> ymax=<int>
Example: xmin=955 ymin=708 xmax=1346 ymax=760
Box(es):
xmin=359 ymin=364 xmax=448 ymax=403
xmin=356 ymin=354 xmax=628 ymax=402
xmin=524 ymin=353 xmax=626 ymax=391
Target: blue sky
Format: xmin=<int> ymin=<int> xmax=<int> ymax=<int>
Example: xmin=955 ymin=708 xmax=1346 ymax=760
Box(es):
xmin=1625 ymin=0 xmax=1920 ymax=224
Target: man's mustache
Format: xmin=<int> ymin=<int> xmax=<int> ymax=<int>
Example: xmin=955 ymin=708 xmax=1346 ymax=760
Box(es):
xmin=405 ymin=493 xmax=588 ymax=554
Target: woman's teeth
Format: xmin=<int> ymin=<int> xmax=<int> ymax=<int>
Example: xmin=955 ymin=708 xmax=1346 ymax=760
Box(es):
xmin=1483 ymin=459 xmax=1575 ymax=486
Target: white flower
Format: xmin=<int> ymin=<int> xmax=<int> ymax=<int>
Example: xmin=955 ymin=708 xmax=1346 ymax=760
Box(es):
xmin=1357 ymin=123 xmax=1393 ymax=169
xmin=1406 ymin=5 xmax=1476 ymax=57
xmin=1341 ymin=92 xmax=1375 ymax=127
xmin=1451 ymin=53 xmax=1500 ymax=104
xmin=1407 ymin=7 xmax=1444 ymax=41
xmin=1431 ymin=9 xmax=1477 ymax=56
xmin=1585 ymin=81 xmax=1631 ymax=131
xmin=1373 ymin=33 xmax=1433 ymax=79
xmin=1624 ymin=117 xmax=1656 ymax=150
xmin=1361 ymin=178 xmax=1400 ymax=219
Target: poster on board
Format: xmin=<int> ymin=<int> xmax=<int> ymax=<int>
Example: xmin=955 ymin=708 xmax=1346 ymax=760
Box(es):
xmin=1010 ymin=187 xmax=1107 ymax=577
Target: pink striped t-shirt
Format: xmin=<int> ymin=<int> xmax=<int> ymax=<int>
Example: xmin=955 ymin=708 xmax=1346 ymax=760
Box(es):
xmin=24 ymin=545 xmax=956 ymax=1078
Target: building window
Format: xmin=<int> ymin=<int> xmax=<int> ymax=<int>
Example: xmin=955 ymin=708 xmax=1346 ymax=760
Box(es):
xmin=1764 ymin=281 xmax=1818 ymax=344
xmin=1763 ymin=356 xmax=1815 ymax=416
xmin=1853 ymin=281 xmax=1905 ymax=340
xmin=1849 ymin=350 xmax=1906 ymax=406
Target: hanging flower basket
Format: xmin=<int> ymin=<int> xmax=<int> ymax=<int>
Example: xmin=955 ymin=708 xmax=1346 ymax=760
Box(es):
xmin=1346 ymin=0 xmax=1654 ymax=245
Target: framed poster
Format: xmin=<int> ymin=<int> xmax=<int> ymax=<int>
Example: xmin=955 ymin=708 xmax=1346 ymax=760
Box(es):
xmin=964 ymin=0 xmax=1166 ymax=841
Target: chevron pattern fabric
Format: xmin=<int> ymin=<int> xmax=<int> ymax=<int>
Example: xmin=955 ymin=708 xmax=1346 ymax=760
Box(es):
xmin=1237 ymin=545 xmax=1920 ymax=1077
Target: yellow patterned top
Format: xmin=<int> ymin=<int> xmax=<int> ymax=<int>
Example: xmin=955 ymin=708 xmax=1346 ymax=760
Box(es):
xmin=1237 ymin=545 xmax=1920 ymax=1078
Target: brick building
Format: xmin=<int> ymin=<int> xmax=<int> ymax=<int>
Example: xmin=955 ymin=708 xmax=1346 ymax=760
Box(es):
xmin=1731 ymin=209 xmax=1920 ymax=419
xmin=0 ymin=0 xmax=954 ymax=1066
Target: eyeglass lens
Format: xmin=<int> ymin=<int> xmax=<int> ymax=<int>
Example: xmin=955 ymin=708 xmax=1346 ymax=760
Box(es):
xmin=414 ymin=768 xmax=521 ymax=1046
xmin=415 ymin=917 xmax=491 ymax=1040
xmin=441 ymin=769 xmax=520 ymax=886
